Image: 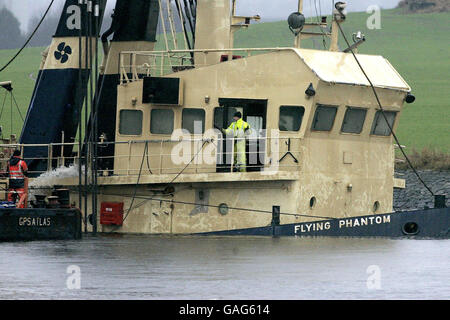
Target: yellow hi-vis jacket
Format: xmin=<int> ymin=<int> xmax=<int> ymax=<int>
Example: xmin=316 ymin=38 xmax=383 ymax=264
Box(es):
xmin=223 ymin=119 xmax=250 ymax=172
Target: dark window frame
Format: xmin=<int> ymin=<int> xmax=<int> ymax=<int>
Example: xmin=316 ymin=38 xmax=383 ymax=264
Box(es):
xmin=119 ymin=109 xmax=143 ymax=136
xmin=150 ymin=108 xmax=174 ymax=135
xmin=311 ymin=104 xmax=338 ymax=132
xmin=279 ymin=105 xmax=305 ymax=132
xmin=182 ymin=108 xmax=206 ymax=134
xmin=370 ymin=110 xmax=398 ymax=137
xmin=340 ymin=106 xmax=368 ymax=135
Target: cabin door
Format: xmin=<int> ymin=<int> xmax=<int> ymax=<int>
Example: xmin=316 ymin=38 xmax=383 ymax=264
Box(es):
xmin=216 ymin=98 xmax=267 ymax=172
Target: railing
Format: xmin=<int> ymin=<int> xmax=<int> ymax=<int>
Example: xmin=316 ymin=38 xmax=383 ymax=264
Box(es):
xmin=0 ymin=142 xmax=81 ymax=176
xmin=0 ymin=136 xmax=302 ymax=178
xmin=118 ymin=47 xmax=297 ymax=83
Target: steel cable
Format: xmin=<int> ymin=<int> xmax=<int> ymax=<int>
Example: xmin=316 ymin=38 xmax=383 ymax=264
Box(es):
xmin=335 ymin=21 xmax=434 ymax=196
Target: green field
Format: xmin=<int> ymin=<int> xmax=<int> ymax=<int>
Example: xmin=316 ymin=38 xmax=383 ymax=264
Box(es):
xmin=0 ymin=9 xmax=449 ymax=152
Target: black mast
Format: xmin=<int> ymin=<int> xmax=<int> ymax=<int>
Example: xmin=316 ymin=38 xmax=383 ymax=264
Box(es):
xmin=78 ymin=0 xmax=84 ymax=233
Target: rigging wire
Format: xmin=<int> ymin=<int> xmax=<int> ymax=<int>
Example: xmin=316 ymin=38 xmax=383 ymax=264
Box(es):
xmin=335 ymin=21 xmax=435 ymax=196
xmin=78 ymin=0 xmax=84 ymax=230
xmin=0 ymin=88 xmax=24 ymax=135
xmin=122 ymin=139 xmax=207 ymax=223
xmin=0 ymin=0 xmax=55 ymax=73
xmin=106 ymin=138 xmax=207 ymax=229
xmin=313 ymin=0 xmax=327 ymax=48
xmin=166 ymin=0 xmax=179 ymax=50
xmin=104 ymin=142 xmax=148 ymax=232
xmin=0 ymin=91 xmax=7 ymax=122
xmin=10 ymin=94 xmax=12 ymax=136
xmin=183 ymin=0 xmax=196 ymax=43
xmin=11 ymin=93 xmax=24 ymax=122
xmin=102 ymin=192 xmax=339 ymax=221
xmin=175 ymin=0 xmax=190 ymax=50
xmin=158 ymin=0 xmax=171 ymax=52
xmin=121 ymin=142 xmax=148 ymax=223
xmin=167 ymin=139 xmax=209 ymax=186
xmin=145 ymin=143 xmax=153 ymax=175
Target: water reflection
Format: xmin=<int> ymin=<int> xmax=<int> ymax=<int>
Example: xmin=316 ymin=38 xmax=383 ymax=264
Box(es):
xmin=0 ymin=235 xmax=449 ymax=299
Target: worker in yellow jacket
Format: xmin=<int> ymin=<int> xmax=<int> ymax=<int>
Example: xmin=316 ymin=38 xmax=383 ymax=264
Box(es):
xmin=222 ymin=112 xmax=251 ymax=172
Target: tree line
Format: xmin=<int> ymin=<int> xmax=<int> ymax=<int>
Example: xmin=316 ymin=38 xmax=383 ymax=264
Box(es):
xmin=0 ymin=5 xmax=112 ymax=50
xmin=0 ymin=2 xmax=184 ymax=50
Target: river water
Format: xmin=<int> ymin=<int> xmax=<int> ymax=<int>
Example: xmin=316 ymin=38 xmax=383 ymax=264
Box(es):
xmin=0 ymin=235 xmax=449 ymax=300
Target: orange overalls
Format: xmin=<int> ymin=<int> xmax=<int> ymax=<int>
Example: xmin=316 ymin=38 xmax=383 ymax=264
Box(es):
xmin=7 ymin=156 xmax=28 ymax=208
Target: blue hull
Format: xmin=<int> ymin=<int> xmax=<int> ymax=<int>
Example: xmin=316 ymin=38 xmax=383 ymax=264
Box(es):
xmin=201 ymin=208 xmax=450 ymax=238
xmin=0 ymin=208 xmax=82 ymax=242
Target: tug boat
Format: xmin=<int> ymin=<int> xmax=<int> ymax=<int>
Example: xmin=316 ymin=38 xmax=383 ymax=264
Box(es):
xmin=0 ymin=0 xmax=448 ymax=240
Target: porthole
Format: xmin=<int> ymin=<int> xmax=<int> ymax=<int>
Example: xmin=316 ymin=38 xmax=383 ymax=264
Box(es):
xmin=402 ymin=222 xmax=419 ymax=235
xmin=373 ymin=201 xmax=380 ymax=213
xmin=218 ymin=203 xmax=229 ymax=216
xmin=309 ymin=197 xmax=316 ymax=209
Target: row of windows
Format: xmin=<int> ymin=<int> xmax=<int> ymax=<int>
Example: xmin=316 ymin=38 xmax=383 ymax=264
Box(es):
xmin=119 ymin=105 xmax=397 ymax=137
xmin=309 ymin=105 xmax=396 ymax=136
xmin=283 ymin=105 xmax=396 ymax=136
xmin=119 ymin=108 xmax=205 ymax=136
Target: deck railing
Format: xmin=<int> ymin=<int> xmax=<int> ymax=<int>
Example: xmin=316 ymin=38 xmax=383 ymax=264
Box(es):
xmin=118 ymin=47 xmax=296 ymax=83
xmin=0 ymin=136 xmax=302 ymax=178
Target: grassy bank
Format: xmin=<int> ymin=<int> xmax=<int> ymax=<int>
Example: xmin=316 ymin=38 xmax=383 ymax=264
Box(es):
xmin=396 ymin=147 xmax=450 ymax=170
xmin=0 ymin=9 xmax=449 ymax=154
xmin=0 ymin=46 xmax=43 ymax=138
xmin=232 ymin=9 xmax=450 ymax=153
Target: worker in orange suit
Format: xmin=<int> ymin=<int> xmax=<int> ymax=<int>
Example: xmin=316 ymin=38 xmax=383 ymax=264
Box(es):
xmin=7 ymin=150 xmax=28 ymax=208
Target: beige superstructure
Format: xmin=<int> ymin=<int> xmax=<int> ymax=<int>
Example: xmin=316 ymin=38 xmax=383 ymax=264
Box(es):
xmin=18 ymin=0 xmax=412 ymax=235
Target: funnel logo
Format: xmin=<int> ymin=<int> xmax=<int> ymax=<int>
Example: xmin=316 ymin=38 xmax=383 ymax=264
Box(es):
xmin=54 ymin=42 xmax=72 ymax=64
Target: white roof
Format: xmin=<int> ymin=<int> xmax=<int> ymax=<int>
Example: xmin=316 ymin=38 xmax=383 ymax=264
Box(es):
xmin=294 ymin=49 xmax=411 ymax=91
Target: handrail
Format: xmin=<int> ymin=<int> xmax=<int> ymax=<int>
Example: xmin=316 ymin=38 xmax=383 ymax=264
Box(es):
xmin=121 ymin=47 xmax=296 ymax=55
xmin=0 ymin=136 xmax=302 ymax=178
xmin=118 ymin=47 xmax=299 ymax=81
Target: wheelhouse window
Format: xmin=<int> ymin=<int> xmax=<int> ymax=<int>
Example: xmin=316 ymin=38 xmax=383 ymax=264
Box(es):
xmin=119 ymin=110 xmax=142 ymax=135
xmin=311 ymin=105 xmax=338 ymax=131
xmin=214 ymin=107 xmax=243 ymax=129
xmin=182 ymin=108 xmax=205 ymax=134
xmin=341 ymin=107 xmax=367 ymax=134
xmin=150 ymin=109 xmax=174 ymax=134
xmin=371 ymin=110 xmax=397 ymax=136
xmin=279 ymin=106 xmax=305 ymax=131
